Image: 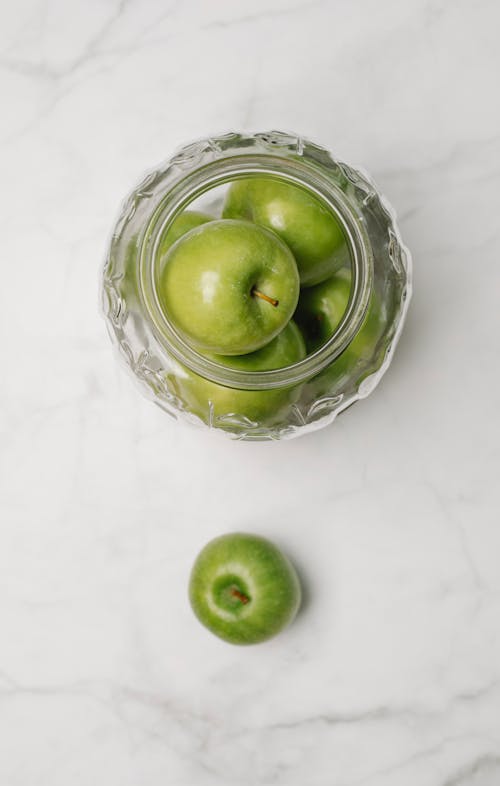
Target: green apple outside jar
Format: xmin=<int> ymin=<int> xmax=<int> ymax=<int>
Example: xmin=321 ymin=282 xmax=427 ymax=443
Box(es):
xmin=189 ymin=533 xmax=301 ymax=645
xmin=102 ymin=131 xmax=411 ymax=441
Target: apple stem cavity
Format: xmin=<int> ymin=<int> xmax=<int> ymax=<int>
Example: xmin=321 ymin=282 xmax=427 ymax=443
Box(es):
xmin=252 ymin=287 xmax=279 ymax=308
xmin=231 ymin=587 xmax=250 ymax=605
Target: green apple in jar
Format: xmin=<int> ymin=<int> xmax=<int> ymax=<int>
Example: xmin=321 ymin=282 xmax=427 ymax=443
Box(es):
xmin=120 ymin=210 xmax=213 ymax=304
xmin=158 ymin=210 xmax=213 ymax=255
xmin=294 ymin=269 xmax=384 ymax=395
xmin=158 ymin=219 xmax=300 ymax=356
xmin=223 ymin=177 xmax=349 ymax=287
xmin=168 ymin=321 xmax=306 ymax=428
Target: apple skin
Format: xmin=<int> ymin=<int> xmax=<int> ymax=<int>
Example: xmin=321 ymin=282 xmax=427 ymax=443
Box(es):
xmin=189 ymin=533 xmax=301 ymax=645
xmin=157 ymin=210 xmax=212 ymax=256
xmin=170 ymin=320 xmax=306 ymax=428
xmin=121 ymin=212 xmax=212 ymax=304
xmin=223 ymin=178 xmax=349 ymax=287
xmin=294 ymin=269 xmax=383 ymax=393
xmin=158 ymin=219 xmax=300 ymax=355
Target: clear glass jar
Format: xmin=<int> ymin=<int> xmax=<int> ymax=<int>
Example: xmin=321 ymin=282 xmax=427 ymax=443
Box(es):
xmin=101 ymin=131 xmax=411 ymax=441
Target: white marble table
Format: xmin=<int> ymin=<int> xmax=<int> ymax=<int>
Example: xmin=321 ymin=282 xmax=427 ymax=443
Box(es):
xmin=1 ymin=1 xmax=500 ymax=784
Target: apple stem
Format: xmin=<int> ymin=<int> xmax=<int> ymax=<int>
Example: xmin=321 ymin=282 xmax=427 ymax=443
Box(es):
xmin=231 ymin=588 xmax=250 ymax=605
xmin=252 ymin=287 xmax=279 ymax=308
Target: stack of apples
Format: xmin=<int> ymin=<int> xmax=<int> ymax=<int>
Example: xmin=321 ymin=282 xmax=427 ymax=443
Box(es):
xmin=157 ymin=178 xmax=379 ymax=427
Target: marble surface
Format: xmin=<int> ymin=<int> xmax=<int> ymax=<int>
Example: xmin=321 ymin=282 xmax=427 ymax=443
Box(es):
xmin=1 ymin=1 xmax=500 ymax=784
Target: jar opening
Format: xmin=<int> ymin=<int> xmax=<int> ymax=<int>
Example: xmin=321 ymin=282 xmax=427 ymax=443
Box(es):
xmin=139 ymin=155 xmax=373 ymax=391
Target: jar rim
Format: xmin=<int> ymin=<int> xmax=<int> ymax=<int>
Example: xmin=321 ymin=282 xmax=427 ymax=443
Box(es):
xmin=139 ymin=152 xmax=374 ymax=391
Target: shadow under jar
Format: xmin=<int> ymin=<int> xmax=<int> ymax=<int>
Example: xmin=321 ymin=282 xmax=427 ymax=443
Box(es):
xmin=101 ymin=131 xmax=412 ymax=441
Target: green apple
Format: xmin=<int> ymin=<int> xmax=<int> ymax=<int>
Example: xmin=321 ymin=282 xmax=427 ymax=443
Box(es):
xmin=170 ymin=320 xmax=306 ymax=428
xmin=121 ymin=212 xmax=212 ymax=305
xmin=157 ymin=210 xmax=212 ymax=256
xmin=158 ymin=219 xmax=300 ymax=355
xmin=189 ymin=532 xmax=301 ymax=645
xmin=294 ymin=269 xmax=383 ymax=392
xmin=223 ymin=178 xmax=349 ymax=287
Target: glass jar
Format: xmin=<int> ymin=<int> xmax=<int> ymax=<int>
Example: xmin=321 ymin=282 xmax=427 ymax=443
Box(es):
xmin=101 ymin=131 xmax=411 ymax=441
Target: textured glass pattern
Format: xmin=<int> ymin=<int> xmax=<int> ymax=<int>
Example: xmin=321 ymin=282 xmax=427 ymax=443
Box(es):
xmin=101 ymin=131 xmax=412 ymax=441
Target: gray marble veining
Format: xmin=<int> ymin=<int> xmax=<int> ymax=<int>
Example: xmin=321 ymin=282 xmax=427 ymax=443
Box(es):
xmin=1 ymin=0 xmax=500 ymax=784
